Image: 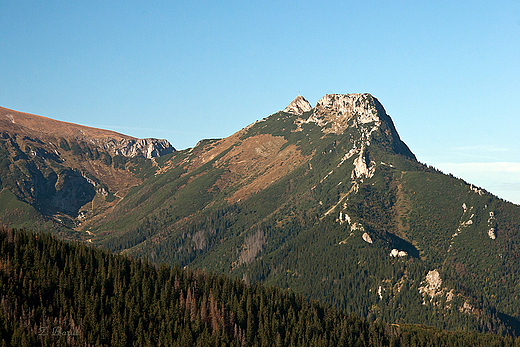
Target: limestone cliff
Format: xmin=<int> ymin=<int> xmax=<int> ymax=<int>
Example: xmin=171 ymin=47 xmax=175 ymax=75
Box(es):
xmin=283 ymin=95 xmax=312 ymax=116
xmin=94 ymin=138 xmax=175 ymax=159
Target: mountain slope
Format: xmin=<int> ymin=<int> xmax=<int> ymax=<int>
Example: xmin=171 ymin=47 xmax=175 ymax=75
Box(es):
xmin=3 ymin=227 xmax=517 ymax=346
xmin=0 ymin=106 xmax=175 ymax=233
xmin=85 ymin=93 xmax=520 ymax=335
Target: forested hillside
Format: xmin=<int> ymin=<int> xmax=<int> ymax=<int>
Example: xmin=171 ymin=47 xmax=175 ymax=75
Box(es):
xmin=1 ymin=227 xmax=519 ymax=346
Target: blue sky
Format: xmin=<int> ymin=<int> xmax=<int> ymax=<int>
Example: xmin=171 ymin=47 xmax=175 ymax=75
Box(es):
xmin=1 ymin=1 xmax=519 ymax=204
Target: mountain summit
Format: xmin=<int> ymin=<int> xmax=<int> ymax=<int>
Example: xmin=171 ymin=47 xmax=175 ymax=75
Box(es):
xmin=283 ymin=95 xmax=312 ymax=115
xmin=290 ymin=93 xmax=415 ymax=160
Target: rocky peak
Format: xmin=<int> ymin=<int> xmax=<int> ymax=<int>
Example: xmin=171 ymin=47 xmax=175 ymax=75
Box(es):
xmin=291 ymin=93 xmax=416 ymax=160
xmin=293 ymin=93 xmax=381 ymax=135
xmin=314 ymin=93 xmax=380 ymax=131
xmin=283 ymin=95 xmax=312 ymax=116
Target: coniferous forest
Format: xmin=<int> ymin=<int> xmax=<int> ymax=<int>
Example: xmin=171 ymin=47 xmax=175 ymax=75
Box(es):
xmin=1 ymin=227 xmax=519 ymax=346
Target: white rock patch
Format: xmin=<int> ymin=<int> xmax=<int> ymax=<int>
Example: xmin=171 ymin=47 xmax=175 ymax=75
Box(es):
xmin=418 ymin=270 xmax=442 ymax=303
xmin=470 ymin=184 xmax=484 ymax=195
xmin=390 ymin=249 xmax=408 ymax=257
xmin=362 ymin=232 xmax=373 ymax=244
xmin=487 ymin=211 xmax=496 ymax=239
xmin=283 ymin=95 xmax=312 ymax=116
xmin=338 ymin=211 xmax=351 ymax=225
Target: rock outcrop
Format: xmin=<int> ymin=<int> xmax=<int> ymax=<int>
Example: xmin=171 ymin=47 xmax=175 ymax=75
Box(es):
xmin=362 ymin=232 xmax=373 ymax=244
xmin=418 ymin=270 xmax=443 ymax=303
xmin=390 ymin=249 xmax=408 ymax=257
xmin=313 ymin=93 xmax=381 ymax=133
xmin=95 ymin=138 xmax=175 ymax=159
xmin=283 ymin=95 xmax=312 ymax=116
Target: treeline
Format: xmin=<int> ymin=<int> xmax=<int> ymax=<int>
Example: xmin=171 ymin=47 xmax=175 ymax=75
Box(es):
xmin=1 ymin=227 xmax=519 ymax=346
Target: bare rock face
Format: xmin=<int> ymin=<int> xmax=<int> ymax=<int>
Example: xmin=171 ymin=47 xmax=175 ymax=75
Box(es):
xmin=313 ymin=93 xmax=381 ymax=134
xmin=283 ymin=95 xmax=312 ymax=116
xmin=96 ymin=138 xmax=175 ymax=159
xmin=49 ymin=169 xmax=96 ymax=216
xmin=362 ymin=232 xmax=373 ymax=244
xmin=419 ymin=270 xmax=443 ymax=302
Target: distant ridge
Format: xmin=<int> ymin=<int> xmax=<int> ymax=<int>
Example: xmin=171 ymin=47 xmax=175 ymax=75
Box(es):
xmin=0 ymin=106 xmax=133 ymax=140
xmin=0 ymin=106 xmax=175 ymax=158
xmin=0 ymin=105 xmax=176 ymax=226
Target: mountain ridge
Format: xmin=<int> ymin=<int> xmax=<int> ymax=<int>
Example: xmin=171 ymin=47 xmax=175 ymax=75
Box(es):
xmin=0 ymin=106 xmax=175 ymax=159
xmin=88 ymin=92 xmax=520 ymax=335
xmin=2 ymin=94 xmax=520 ymax=336
xmin=0 ymin=105 xmax=176 ymax=231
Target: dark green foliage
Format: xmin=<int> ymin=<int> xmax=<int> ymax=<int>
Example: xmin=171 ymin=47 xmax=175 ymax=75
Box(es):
xmin=0 ymin=189 xmax=58 ymax=231
xmin=1 ymin=227 xmax=517 ymax=346
xmin=128 ymin=155 xmax=155 ymax=179
xmin=112 ymin=155 xmax=128 ymax=170
xmin=400 ymin=171 xmax=520 ymax=334
xmin=59 ymin=139 xmax=71 ymax=151
xmin=70 ymin=142 xmax=82 ymax=156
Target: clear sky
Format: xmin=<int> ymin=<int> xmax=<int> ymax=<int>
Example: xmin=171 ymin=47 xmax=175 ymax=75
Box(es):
xmin=1 ymin=1 xmax=519 ymax=204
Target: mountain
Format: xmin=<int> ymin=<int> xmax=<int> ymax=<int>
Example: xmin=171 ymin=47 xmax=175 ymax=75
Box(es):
xmin=68 ymin=93 xmax=519 ymax=336
xmin=2 ymin=94 xmax=520 ymax=337
xmin=0 ymin=106 xmax=175 ymax=233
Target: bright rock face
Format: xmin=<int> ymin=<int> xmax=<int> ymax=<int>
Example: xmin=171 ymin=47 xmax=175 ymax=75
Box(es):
xmin=96 ymin=138 xmax=175 ymax=159
xmin=292 ymin=93 xmax=381 ymax=135
xmin=313 ymin=93 xmax=381 ymax=134
xmin=362 ymin=232 xmax=373 ymax=244
xmin=283 ymin=95 xmax=312 ymax=116
xmin=351 ymin=152 xmax=376 ymax=180
xmin=390 ymin=249 xmax=408 ymax=257
xmin=419 ymin=270 xmax=443 ymax=302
